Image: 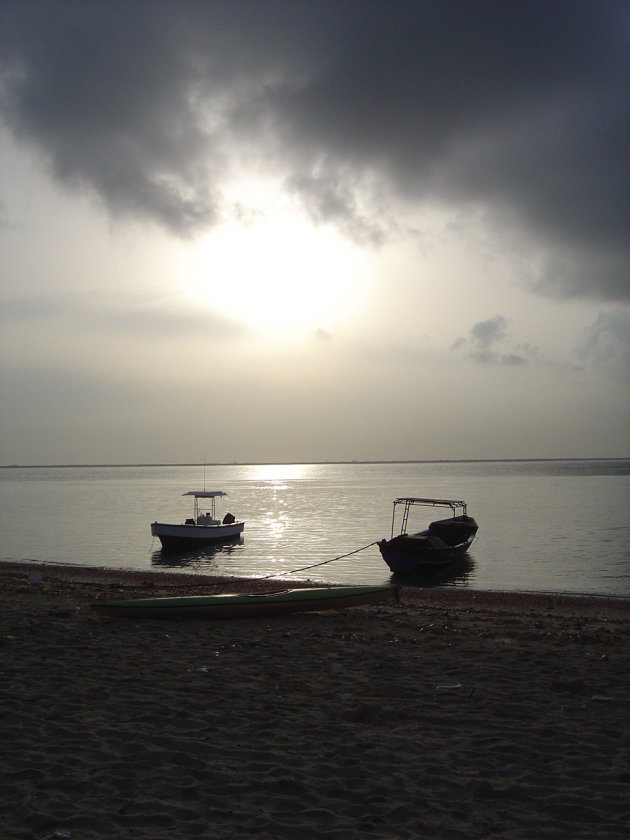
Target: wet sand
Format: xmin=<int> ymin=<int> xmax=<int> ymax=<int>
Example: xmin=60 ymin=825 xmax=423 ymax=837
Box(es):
xmin=1 ymin=561 xmax=629 ymax=839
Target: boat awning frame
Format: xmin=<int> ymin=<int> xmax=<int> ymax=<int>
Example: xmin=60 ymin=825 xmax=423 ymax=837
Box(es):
xmin=183 ymin=490 xmax=228 ymax=520
xmin=392 ymin=497 xmax=467 ymax=510
xmin=183 ymin=491 xmax=227 ymax=498
xmin=390 ymin=497 xmax=469 ymax=538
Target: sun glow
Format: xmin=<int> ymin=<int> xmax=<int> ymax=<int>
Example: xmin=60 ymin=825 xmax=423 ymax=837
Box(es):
xmin=180 ymin=197 xmax=368 ymax=341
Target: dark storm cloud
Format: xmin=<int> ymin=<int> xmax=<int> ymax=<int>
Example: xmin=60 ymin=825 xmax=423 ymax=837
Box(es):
xmin=1 ymin=1 xmax=628 ymax=297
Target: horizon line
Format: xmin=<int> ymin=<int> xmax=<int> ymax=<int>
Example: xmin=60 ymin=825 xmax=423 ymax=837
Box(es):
xmin=1 ymin=456 xmax=629 ymax=469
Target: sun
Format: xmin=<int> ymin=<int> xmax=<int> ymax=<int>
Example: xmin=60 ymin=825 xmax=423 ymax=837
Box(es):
xmin=180 ymin=192 xmax=368 ymax=341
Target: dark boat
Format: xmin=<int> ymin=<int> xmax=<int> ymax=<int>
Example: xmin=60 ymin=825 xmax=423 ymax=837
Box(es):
xmin=378 ymin=497 xmax=478 ymax=576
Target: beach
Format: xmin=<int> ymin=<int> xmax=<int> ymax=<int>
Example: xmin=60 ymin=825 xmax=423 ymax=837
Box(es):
xmin=1 ymin=562 xmax=629 ymax=839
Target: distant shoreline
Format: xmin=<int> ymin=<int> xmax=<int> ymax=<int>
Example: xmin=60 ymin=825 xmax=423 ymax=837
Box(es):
xmin=2 ymin=457 xmax=629 ymax=469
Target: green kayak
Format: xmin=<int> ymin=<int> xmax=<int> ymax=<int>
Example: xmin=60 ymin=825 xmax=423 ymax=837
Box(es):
xmin=91 ymin=584 xmax=399 ymax=619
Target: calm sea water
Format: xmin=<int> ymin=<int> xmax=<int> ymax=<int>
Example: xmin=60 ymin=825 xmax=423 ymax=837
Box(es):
xmin=1 ymin=461 xmax=628 ymax=596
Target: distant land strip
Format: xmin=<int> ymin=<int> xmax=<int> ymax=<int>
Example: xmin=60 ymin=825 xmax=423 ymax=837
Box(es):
xmin=2 ymin=457 xmax=629 ymax=469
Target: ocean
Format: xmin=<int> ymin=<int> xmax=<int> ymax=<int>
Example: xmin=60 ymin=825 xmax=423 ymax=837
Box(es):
xmin=1 ymin=460 xmax=628 ymax=596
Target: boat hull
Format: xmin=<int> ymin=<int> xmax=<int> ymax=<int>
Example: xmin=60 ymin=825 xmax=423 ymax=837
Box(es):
xmin=378 ymin=531 xmax=474 ymax=577
xmin=91 ymin=585 xmax=399 ymax=620
xmin=151 ymin=520 xmax=244 ymax=551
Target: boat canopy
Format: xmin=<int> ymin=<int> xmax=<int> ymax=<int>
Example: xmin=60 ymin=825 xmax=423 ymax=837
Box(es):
xmin=389 ymin=497 xmax=470 ymax=539
xmin=392 ymin=497 xmax=468 ymax=511
xmin=183 ymin=490 xmax=227 ymax=498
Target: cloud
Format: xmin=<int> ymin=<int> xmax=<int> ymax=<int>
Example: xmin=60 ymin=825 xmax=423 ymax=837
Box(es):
xmin=0 ymin=289 xmax=247 ymax=339
xmin=574 ymin=310 xmax=630 ymax=381
xmin=1 ymin=1 xmax=628 ymax=298
xmin=287 ymin=169 xmax=390 ymax=245
xmin=452 ymin=315 xmax=532 ymax=365
xmin=313 ymin=328 xmax=333 ymax=341
xmin=470 ymin=316 xmax=507 ymax=350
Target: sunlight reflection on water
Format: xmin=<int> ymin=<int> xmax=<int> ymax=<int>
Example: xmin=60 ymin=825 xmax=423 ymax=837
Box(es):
xmin=1 ymin=460 xmax=628 ymax=596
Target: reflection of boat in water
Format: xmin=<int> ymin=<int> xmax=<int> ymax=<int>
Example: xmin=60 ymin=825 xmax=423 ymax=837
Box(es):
xmin=91 ymin=584 xmax=399 ymax=620
xmin=378 ymin=497 xmax=478 ymax=577
xmin=151 ymin=538 xmax=243 ymax=569
xmin=391 ymin=554 xmax=475 ymax=587
xmin=151 ymin=490 xmax=244 ymax=552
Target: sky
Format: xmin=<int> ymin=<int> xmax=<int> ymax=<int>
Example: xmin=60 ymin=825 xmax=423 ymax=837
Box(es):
xmin=0 ymin=0 xmax=628 ymax=465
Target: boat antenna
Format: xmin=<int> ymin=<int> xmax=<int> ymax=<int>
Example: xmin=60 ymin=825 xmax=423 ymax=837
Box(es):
xmin=203 ymin=458 xmax=206 ymax=492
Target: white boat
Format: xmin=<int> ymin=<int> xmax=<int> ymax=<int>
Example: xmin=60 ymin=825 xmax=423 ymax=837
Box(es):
xmin=151 ymin=490 xmax=244 ymax=552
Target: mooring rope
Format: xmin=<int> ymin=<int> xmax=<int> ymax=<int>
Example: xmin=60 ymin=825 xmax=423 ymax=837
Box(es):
xmin=100 ymin=539 xmax=381 ymax=590
xmin=260 ymin=540 xmax=380 ymax=580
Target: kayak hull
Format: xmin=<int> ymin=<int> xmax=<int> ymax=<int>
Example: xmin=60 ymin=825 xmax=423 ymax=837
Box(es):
xmin=91 ymin=584 xmax=399 ymax=619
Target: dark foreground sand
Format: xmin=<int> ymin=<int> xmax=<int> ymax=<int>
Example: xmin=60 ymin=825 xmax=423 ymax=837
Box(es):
xmin=1 ymin=562 xmax=629 ymax=840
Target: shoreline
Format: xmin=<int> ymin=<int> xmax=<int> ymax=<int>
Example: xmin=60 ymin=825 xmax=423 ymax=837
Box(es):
xmin=2 ymin=561 xmax=629 ymax=839
xmin=2 ymin=558 xmax=628 ymax=607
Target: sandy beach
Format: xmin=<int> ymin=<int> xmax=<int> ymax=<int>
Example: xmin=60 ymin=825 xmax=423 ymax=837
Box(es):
xmin=1 ymin=562 xmax=629 ymax=839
